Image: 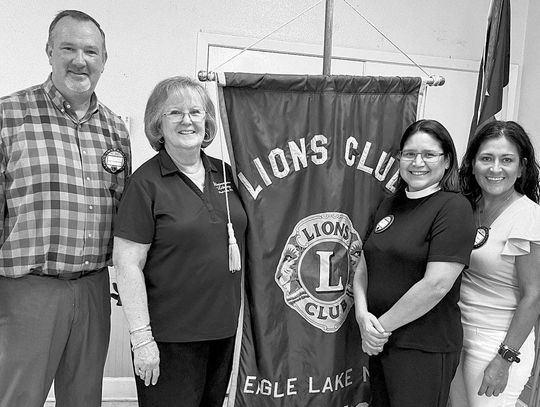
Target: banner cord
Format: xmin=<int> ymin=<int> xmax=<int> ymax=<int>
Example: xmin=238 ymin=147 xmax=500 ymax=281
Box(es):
xmin=211 ymin=0 xmax=324 ymax=72
xmin=209 ymin=0 xmax=432 ymax=80
xmin=416 ymin=81 xmax=429 ymax=119
xmin=342 ymin=0 xmax=431 ymax=77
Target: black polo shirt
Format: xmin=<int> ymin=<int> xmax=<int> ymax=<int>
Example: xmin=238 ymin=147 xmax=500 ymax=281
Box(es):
xmin=364 ymin=191 xmax=475 ymax=352
xmin=114 ymin=149 xmax=247 ymax=342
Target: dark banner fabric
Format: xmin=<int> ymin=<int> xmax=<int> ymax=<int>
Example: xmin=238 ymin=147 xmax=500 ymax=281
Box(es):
xmin=220 ymin=73 xmax=421 ymax=407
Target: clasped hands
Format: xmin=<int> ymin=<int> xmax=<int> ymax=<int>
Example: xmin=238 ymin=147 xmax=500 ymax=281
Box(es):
xmin=357 ymin=312 xmax=391 ymax=356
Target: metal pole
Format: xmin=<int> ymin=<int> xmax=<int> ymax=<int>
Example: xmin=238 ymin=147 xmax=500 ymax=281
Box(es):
xmin=322 ymin=0 xmax=334 ymax=75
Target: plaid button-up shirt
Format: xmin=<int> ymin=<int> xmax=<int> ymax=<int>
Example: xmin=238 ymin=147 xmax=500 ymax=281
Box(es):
xmin=0 ymin=76 xmax=131 ymax=277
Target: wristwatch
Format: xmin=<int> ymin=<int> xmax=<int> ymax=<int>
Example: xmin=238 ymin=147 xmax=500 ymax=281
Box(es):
xmin=498 ymin=343 xmax=521 ymax=363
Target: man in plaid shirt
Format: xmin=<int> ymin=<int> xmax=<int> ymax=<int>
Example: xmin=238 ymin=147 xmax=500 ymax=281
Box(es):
xmin=0 ymin=10 xmax=131 ymax=407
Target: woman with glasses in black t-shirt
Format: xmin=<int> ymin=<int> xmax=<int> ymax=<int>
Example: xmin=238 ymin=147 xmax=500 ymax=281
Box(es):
xmin=353 ymin=119 xmax=475 ymax=407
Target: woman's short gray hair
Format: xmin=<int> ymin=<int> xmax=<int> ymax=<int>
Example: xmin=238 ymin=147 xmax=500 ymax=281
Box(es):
xmin=144 ymin=76 xmax=217 ymax=151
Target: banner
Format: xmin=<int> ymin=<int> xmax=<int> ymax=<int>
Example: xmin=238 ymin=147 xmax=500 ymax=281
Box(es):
xmin=219 ymin=73 xmax=422 ymax=407
xmin=469 ymin=0 xmax=510 ymax=143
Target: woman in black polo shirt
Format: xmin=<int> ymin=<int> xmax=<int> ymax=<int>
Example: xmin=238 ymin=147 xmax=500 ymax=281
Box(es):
xmin=113 ymin=76 xmax=247 ymax=407
xmin=353 ymin=119 xmax=475 ymax=407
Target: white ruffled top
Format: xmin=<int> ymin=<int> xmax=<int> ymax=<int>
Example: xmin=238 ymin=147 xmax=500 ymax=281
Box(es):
xmin=459 ymin=195 xmax=540 ymax=331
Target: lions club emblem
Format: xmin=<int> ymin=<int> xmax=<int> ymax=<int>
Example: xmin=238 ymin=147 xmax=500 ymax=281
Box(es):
xmin=374 ymin=215 xmax=394 ymax=233
xmin=275 ymin=212 xmax=362 ymax=333
xmin=101 ymin=148 xmax=127 ymax=174
xmin=474 ymin=226 xmax=489 ymax=249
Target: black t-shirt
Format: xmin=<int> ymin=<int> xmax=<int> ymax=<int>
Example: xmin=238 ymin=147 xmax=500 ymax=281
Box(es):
xmin=114 ymin=150 xmax=247 ymax=342
xmin=364 ymin=190 xmax=475 ymax=352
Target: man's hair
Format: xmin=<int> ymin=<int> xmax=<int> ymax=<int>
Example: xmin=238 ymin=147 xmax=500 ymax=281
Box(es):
xmin=47 ymin=10 xmax=107 ymax=58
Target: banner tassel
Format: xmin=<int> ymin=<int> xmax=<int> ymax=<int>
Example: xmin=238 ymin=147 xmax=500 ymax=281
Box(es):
xmin=227 ymin=222 xmax=241 ymax=273
xmin=205 ymin=78 xmax=242 ymax=273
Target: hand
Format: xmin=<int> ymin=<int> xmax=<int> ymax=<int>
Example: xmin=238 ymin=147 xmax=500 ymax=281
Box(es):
xmin=478 ymin=355 xmax=510 ymax=397
xmin=356 ymin=312 xmax=391 ymax=355
xmin=362 ymin=339 xmax=385 ymax=356
xmin=134 ymin=340 xmax=160 ymax=386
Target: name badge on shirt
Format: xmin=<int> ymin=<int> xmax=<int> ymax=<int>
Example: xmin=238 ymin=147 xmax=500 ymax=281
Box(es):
xmin=374 ymin=215 xmax=394 ymax=233
xmin=213 ymin=181 xmax=233 ymax=194
xmin=102 ymin=148 xmax=127 ymax=174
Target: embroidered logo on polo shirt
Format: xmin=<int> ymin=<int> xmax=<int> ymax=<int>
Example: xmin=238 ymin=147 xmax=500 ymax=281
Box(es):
xmin=101 ymin=148 xmax=127 ymax=174
xmin=374 ymin=215 xmax=394 ymax=233
xmin=213 ymin=181 xmax=233 ymax=194
xmin=275 ymin=212 xmax=361 ymax=333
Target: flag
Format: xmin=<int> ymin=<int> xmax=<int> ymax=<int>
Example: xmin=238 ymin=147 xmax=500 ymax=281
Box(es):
xmin=218 ymin=73 xmax=422 ymax=406
xmin=469 ymin=0 xmax=511 ymax=143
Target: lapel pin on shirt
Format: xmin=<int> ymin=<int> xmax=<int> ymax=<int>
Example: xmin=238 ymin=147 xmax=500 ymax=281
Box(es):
xmin=102 ymin=148 xmax=127 ymax=174
xmin=374 ymin=215 xmax=394 ymax=233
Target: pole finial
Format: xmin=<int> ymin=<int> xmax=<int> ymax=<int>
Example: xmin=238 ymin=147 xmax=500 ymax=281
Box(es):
xmin=198 ymin=71 xmax=216 ymax=82
xmin=428 ymin=75 xmax=445 ymax=86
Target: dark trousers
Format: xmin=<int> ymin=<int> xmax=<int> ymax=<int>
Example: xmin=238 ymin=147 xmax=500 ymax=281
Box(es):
xmin=0 ymin=271 xmax=111 ymax=407
xmin=135 ymin=336 xmax=235 ymax=407
xmin=369 ymin=346 xmax=460 ymax=407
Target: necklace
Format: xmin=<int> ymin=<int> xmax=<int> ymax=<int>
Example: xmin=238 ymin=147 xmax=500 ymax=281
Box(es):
xmin=473 ymin=190 xmax=516 ymax=249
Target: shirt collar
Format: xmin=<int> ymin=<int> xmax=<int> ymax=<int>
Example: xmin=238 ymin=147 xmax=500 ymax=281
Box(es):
xmin=158 ymin=149 xmax=218 ymax=177
xmin=405 ymin=183 xmax=441 ymax=199
xmin=42 ymin=75 xmax=99 ymax=121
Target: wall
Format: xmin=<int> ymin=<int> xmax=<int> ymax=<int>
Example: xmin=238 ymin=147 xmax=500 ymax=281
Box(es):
xmin=1 ymin=0 xmax=534 ymax=170
xmin=518 ymin=0 xmax=540 ymax=156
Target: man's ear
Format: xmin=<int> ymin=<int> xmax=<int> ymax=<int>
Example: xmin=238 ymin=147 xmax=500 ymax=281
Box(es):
xmin=102 ymin=52 xmax=108 ymax=72
xmin=45 ymin=42 xmax=53 ymax=62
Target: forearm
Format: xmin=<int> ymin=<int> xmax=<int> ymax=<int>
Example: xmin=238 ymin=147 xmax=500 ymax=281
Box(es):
xmin=502 ymin=294 xmax=540 ymax=351
xmin=477 ymin=295 xmax=540 ymax=396
xmin=379 ymin=280 xmax=446 ymax=332
xmin=113 ymin=237 xmax=152 ymax=332
xmin=353 ymin=272 xmax=368 ymax=317
xmin=503 ymin=246 xmax=540 ymax=351
xmin=116 ymin=264 xmax=151 ymax=330
xmin=378 ymin=261 xmax=463 ymax=332
xmin=353 ymin=256 xmax=369 ymax=317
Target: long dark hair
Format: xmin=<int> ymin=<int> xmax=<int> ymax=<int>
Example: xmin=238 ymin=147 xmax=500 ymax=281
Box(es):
xmin=394 ymin=119 xmax=460 ymax=195
xmin=460 ymin=120 xmax=540 ymax=208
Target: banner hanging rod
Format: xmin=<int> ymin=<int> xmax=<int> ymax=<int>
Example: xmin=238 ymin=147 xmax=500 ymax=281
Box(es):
xmin=197 ymin=70 xmax=445 ymax=86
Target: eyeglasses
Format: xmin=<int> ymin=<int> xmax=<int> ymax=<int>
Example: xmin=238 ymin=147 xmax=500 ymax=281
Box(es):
xmin=398 ymin=151 xmax=445 ymax=163
xmin=163 ymin=109 xmax=206 ymax=123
